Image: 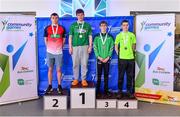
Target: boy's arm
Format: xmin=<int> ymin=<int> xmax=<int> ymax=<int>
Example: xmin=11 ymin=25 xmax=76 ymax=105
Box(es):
xmin=88 ymin=24 xmax=92 ymax=53
xmin=132 ymin=33 xmax=136 ymax=51
xmin=69 ymin=24 xmax=73 ymax=54
xmin=44 ymin=26 xmax=48 ymax=46
xmin=115 ymin=35 xmax=120 ymax=55
xmin=108 ymin=36 xmax=114 ymax=57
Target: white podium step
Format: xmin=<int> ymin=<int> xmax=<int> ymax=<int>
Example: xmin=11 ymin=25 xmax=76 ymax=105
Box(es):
xmin=70 ymin=82 xmax=96 ymax=109
xmin=43 ymin=89 xmax=68 ymax=110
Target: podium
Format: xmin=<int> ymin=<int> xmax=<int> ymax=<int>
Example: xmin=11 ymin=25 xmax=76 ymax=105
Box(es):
xmin=70 ymin=82 xmax=96 ymax=109
xmin=117 ymin=93 xmax=138 ymax=109
xmin=96 ymin=93 xmax=117 ymax=109
xmin=43 ymin=89 xmax=68 ymax=110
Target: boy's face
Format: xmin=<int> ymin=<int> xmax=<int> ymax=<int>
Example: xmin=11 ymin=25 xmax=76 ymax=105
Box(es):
xmin=121 ymin=22 xmax=129 ymax=31
xmin=51 ymin=15 xmax=59 ymax=24
xmin=100 ymin=23 xmax=107 ymax=32
xmin=77 ymin=13 xmax=84 ymax=22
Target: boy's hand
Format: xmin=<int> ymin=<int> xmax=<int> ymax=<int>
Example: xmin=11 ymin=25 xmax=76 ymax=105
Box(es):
xmin=103 ymin=57 xmax=110 ymax=63
xmin=98 ymin=56 xmax=104 ymax=62
xmin=87 ymin=46 xmax=92 ymax=54
xmin=69 ymin=47 xmax=73 ymax=55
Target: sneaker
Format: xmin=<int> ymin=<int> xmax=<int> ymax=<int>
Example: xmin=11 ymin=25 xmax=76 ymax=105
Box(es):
xmin=72 ymin=80 xmax=79 ymax=86
xmin=117 ymin=91 xmax=123 ymax=99
xmin=81 ymin=80 xmax=88 ymax=87
xmin=57 ymin=85 xmax=63 ymax=95
xmin=127 ymin=92 xmax=135 ymax=99
xmin=104 ymin=91 xmax=111 ymax=98
xmin=45 ymin=85 xmax=53 ymax=94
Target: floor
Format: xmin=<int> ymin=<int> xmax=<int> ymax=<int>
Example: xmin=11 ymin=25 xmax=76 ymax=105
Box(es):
xmin=0 ymin=97 xmax=180 ymax=116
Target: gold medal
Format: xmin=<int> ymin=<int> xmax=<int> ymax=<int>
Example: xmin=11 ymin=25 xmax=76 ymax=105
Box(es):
xmin=79 ymin=34 xmax=82 ymax=38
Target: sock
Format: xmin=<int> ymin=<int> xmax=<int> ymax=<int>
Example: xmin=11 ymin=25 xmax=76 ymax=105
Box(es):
xmin=58 ymin=85 xmax=62 ymax=88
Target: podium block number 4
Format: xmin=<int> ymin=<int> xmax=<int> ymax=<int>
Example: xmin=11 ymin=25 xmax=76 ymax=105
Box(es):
xmin=118 ymin=100 xmax=138 ymax=109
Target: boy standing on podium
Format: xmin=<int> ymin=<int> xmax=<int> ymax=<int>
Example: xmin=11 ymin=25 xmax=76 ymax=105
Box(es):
xmin=115 ymin=20 xmax=136 ymax=99
xmin=93 ymin=21 xmax=114 ymax=96
xmin=44 ymin=13 xmax=66 ymax=94
xmin=69 ymin=9 xmax=92 ymax=86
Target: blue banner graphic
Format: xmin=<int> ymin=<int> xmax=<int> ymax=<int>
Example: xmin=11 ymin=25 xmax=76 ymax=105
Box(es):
xmin=37 ymin=16 xmax=134 ymax=95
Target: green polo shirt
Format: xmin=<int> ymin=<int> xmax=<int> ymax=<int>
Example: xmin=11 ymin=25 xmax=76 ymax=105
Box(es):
xmin=69 ymin=22 xmax=92 ymax=47
xmin=115 ymin=31 xmax=136 ymax=59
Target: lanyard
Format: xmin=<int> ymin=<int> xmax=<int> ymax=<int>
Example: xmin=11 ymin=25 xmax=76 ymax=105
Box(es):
xmin=78 ymin=22 xmax=84 ymax=34
xmin=123 ymin=32 xmax=129 ymax=46
xmin=51 ymin=24 xmax=58 ymax=36
xmin=100 ymin=33 xmax=108 ymax=45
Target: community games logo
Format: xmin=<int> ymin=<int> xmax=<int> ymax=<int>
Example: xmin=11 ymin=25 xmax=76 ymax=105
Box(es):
xmin=140 ymin=20 xmax=171 ymax=31
xmin=0 ymin=19 xmax=32 ymax=32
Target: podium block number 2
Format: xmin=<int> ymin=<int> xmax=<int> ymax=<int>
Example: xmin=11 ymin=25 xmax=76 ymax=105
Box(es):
xmin=52 ymin=99 xmax=58 ymax=107
xmin=44 ymin=96 xmax=67 ymax=110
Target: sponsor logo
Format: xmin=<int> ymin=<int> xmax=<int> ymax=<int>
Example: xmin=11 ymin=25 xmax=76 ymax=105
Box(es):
xmin=163 ymin=96 xmax=180 ymax=103
xmin=17 ymin=78 xmax=33 ymax=86
xmin=17 ymin=79 xmax=24 ymax=85
xmin=152 ymin=78 xmax=171 ymax=86
xmin=153 ymin=67 xmax=170 ymax=74
xmin=140 ymin=20 xmax=171 ymax=31
xmin=17 ymin=66 xmax=33 ymax=73
xmin=152 ymin=78 xmax=160 ymax=85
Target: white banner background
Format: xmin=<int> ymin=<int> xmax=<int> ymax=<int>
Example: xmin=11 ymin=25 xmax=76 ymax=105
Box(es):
xmin=0 ymin=14 xmax=38 ymax=105
xmin=136 ymin=14 xmax=175 ymax=91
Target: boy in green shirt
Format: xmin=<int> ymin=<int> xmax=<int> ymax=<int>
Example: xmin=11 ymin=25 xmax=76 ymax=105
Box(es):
xmin=94 ymin=21 xmax=114 ymax=97
xmin=69 ymin=9 xmax=92 ymax=87
xmin=115 ymin=20 xmax=136 ymax=99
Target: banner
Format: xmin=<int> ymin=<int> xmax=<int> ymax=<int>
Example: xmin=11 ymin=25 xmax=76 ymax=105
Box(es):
xmin=135 ymin=14 xmax=180 ymax=105
xmin=37 ymin=16 xmax=134 ymax=95
xmin=0 ymin=14 xmax=38 ymax=105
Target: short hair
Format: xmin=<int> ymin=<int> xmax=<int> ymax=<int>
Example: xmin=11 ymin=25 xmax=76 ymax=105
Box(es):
xmin=76 ymin=9 xmax=84 ymax=15
xmin=121 ymin=20 xmax=129 ymax=25
xmin=50 ymin=13 xmax=59 ymax=18
xmin=99 ymin=21 xmax=108 ymax=26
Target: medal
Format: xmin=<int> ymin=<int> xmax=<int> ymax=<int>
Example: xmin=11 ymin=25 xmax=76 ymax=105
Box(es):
xmin=100 ymin=33 xmax=108 ymax=45
xmin=51 ymin=24 xmax=58 ymax=38
xmin=123 ymin=32 xmax=129 ymax=50
xmin=78 ymin=22 xmax=84 ymax=39
xmin=79 ymin=34 xmax=82 ymax=38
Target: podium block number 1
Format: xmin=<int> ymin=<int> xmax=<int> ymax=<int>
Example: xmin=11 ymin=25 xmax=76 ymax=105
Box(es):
xmin=70 ymin=88 xmax=95 ymax=108
xmin=79 ymin=92 xmax=85 ymax=104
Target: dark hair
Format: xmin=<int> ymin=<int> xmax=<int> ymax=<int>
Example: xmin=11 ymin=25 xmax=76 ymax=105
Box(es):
xmin=121 ymin=20 xmax=129 ymax=25
xmin=50 ymin=13 xmax=59 ymax=18
xmin=99 ymin=21 xmax=108 ymax=26
xmin=76 ymin=9 xmax=84 ymax=15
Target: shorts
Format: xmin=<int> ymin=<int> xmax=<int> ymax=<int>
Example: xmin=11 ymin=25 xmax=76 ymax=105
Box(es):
xmin=46 ymin=52 xmax=63 ymax=68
